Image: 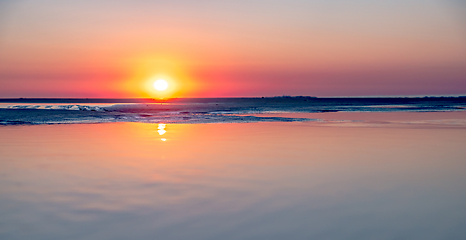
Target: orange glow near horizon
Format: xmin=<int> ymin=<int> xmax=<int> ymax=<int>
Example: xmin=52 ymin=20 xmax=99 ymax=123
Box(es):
xmin=116 ymin=55 xmax=202 ymax=99
xmin=144 ymin=75 xmax=177 ymax=99
xmin=1 ymin=1 xmax=466 ymax=98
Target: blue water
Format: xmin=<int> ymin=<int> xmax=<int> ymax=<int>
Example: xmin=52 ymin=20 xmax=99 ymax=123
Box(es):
xmin=1 ymin=97 xmax=465 ymax=125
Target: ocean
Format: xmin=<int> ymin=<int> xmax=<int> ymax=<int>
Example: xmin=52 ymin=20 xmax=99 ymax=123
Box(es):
xmin=1 ymin=97 xmax=466 ymax=240
xmin=1 ymin=96 xmax=465 ymax=125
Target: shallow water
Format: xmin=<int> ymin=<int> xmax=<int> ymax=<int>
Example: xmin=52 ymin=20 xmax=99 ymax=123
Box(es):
xmin=1 ymin=114 xmax=466 ymax=240
xmin=1 ymin=97 xmax=465 ymax=125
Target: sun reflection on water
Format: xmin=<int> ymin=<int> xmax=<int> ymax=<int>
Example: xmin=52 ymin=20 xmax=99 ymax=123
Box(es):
xmin=158 ymin=129 xmax=166 ymax=135
xmin=157 ymin=124 xmax=167 ymax=141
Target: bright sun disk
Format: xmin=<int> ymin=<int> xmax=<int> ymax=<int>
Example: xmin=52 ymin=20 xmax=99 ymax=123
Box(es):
xmin=153 ymin=79 xmax=168 ymax=91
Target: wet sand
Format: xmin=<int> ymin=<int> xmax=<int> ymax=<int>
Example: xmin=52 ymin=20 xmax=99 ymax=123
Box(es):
xmin=1 ymin=112 xmax=465 ymax=240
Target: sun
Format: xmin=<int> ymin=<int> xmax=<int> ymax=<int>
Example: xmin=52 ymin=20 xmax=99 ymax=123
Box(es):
xmin=143 ymin=76 xmax=179 ymax=98
xmin=153 ymin=79 xmax=168 ymax=91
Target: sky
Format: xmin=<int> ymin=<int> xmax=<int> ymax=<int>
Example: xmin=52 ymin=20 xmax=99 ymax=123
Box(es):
xmin=0 ymin=0 xmax=465 ymax=98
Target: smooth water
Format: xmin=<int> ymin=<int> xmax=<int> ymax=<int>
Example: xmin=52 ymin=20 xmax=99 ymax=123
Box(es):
xmin=1 ymin=113 xmax=466 ymax=240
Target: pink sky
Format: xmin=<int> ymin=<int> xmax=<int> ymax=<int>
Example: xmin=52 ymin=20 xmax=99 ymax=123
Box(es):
xmin=0 ymin=0 xmax=465 ymax=97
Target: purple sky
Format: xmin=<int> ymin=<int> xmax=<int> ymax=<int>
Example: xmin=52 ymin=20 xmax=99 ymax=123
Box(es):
xmin=0 ymin=0 xmax=465 ymax=97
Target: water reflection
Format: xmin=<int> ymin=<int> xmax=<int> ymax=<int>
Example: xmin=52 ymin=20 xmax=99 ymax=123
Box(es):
xmin=0 ymin=120 xmax=466 ymax=240
xmin=157 ymin=123 xmax=166 ymax=135
xmin=157 ymin=123 xmax=167 ymax=141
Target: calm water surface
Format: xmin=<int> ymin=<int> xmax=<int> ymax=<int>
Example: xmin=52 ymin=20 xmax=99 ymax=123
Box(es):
xmin=1 ymin=114 xmax=466 ymax=240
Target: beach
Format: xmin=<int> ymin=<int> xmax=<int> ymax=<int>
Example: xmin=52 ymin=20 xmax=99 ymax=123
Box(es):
xmin=1 ymin=111 xmax=466 ymax=240
xmin=2 ymin=0 xmax=465 ymax=238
